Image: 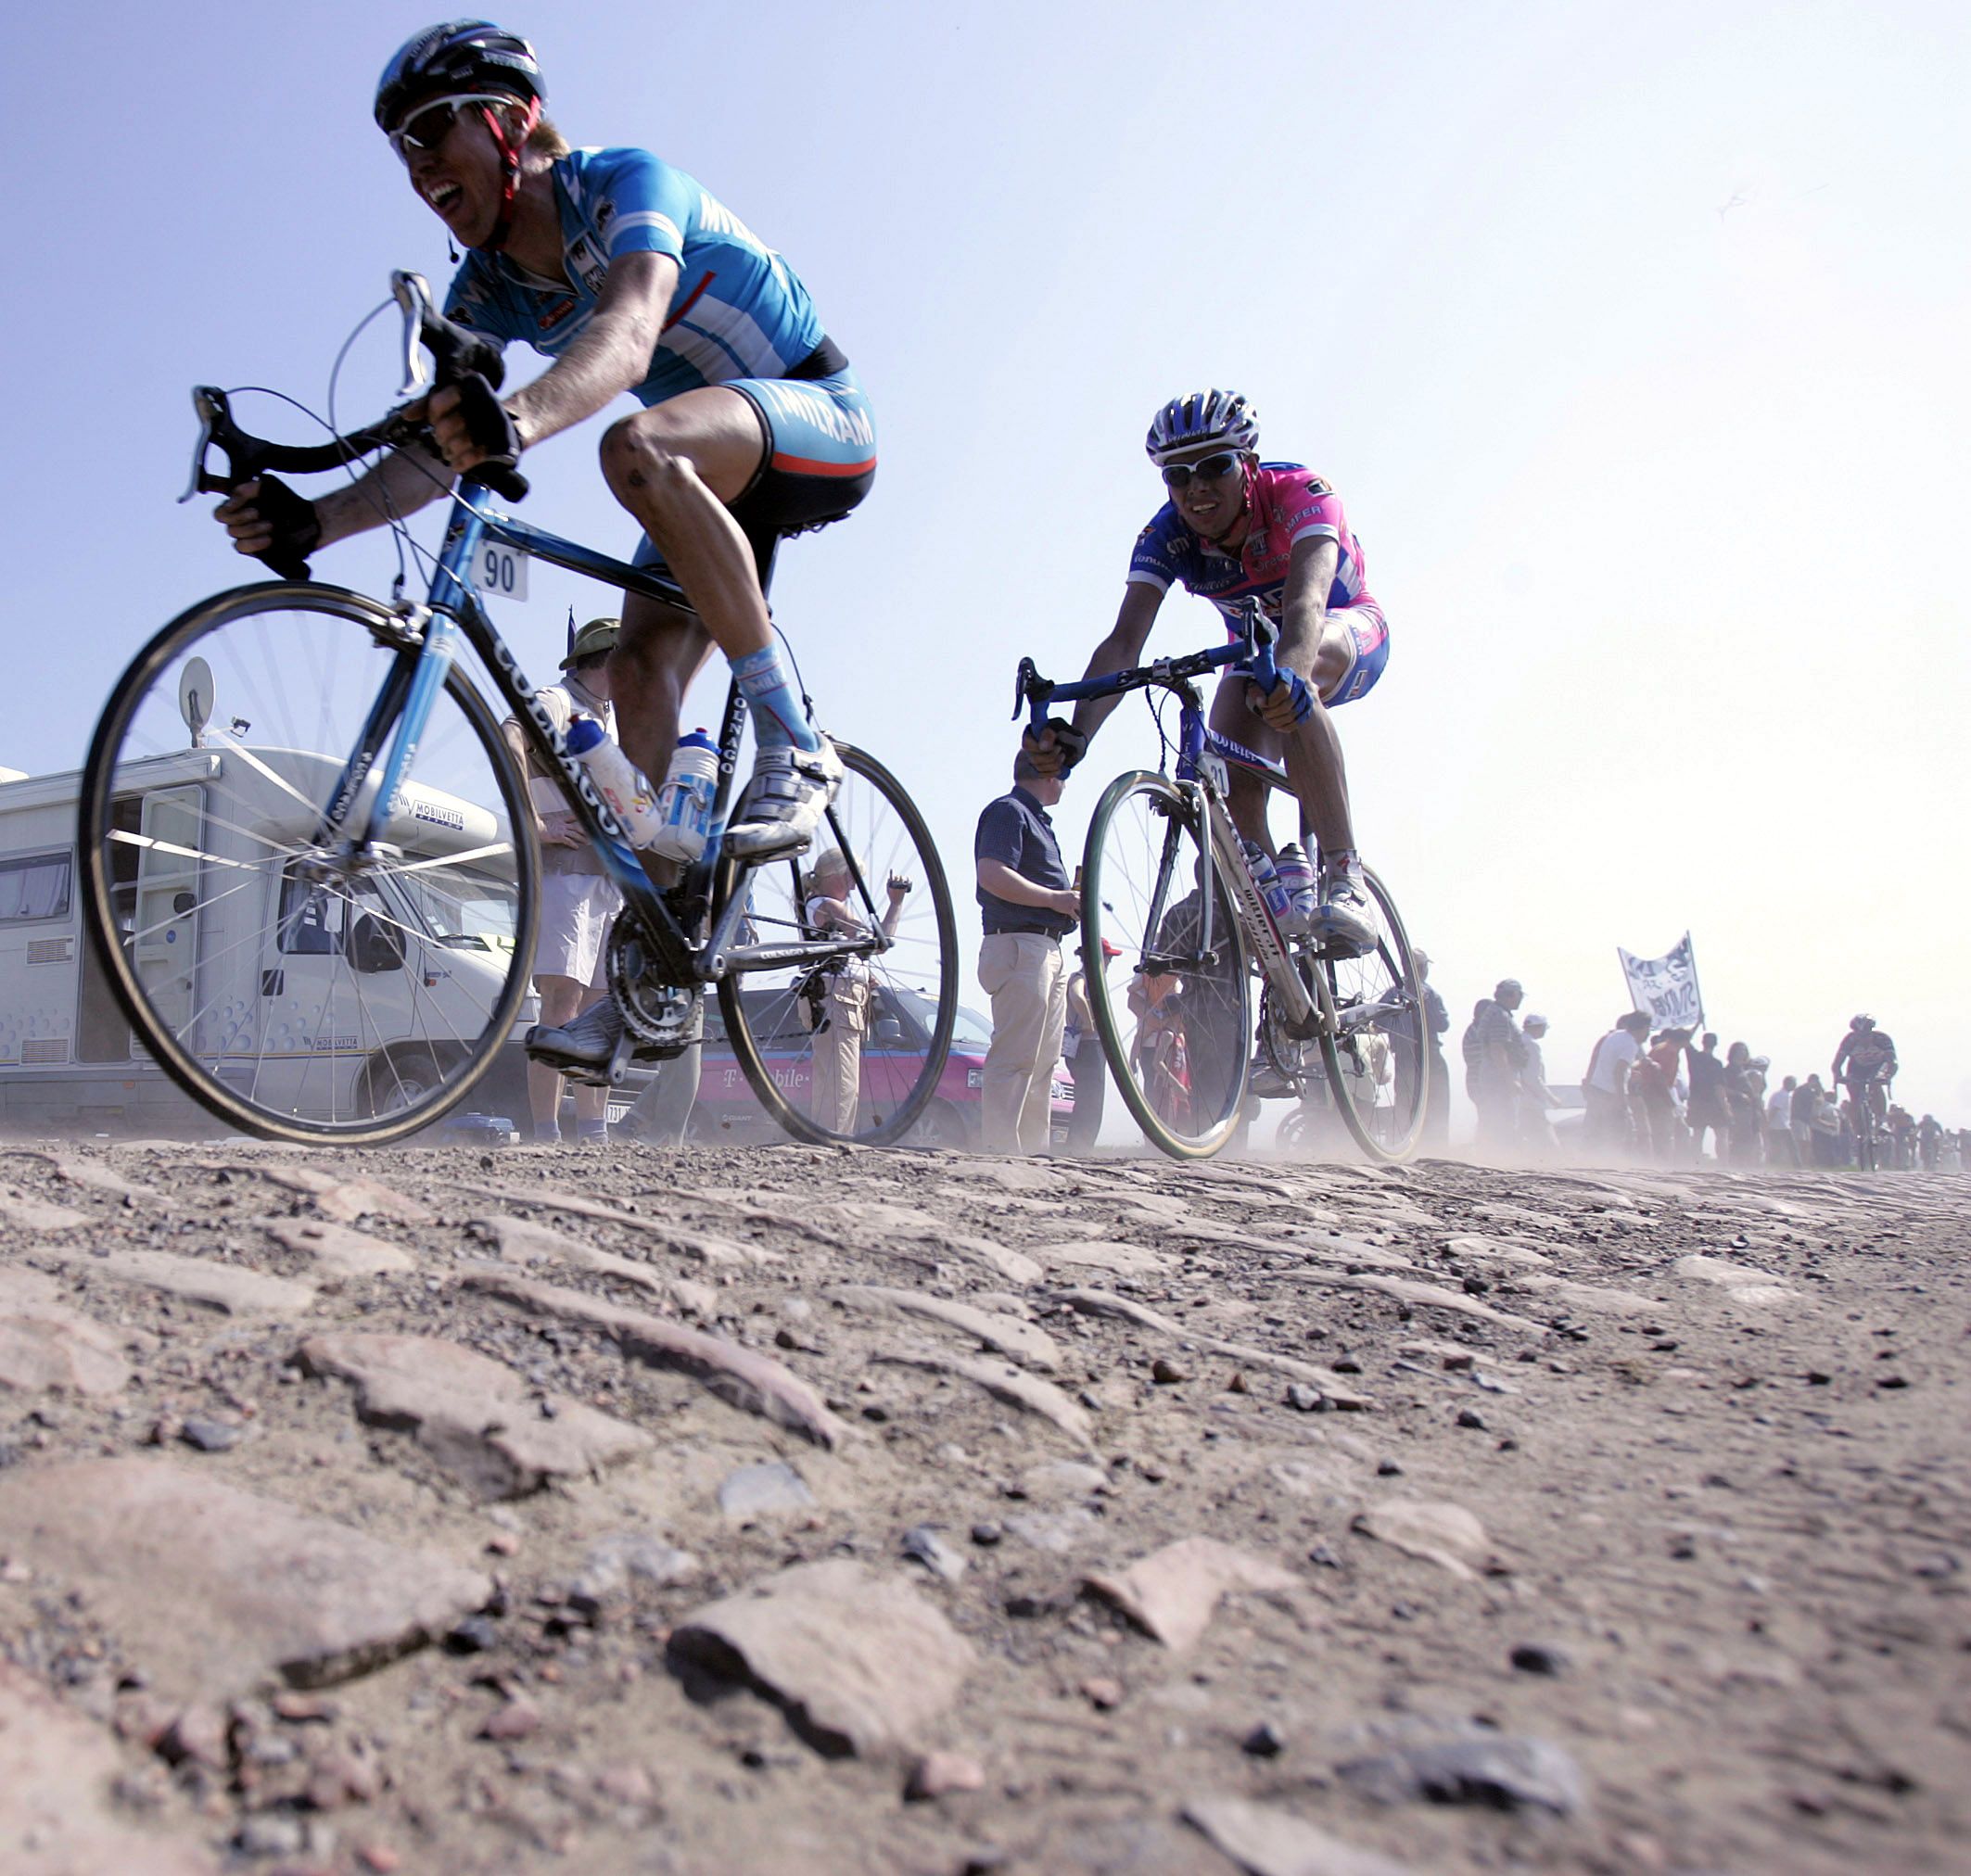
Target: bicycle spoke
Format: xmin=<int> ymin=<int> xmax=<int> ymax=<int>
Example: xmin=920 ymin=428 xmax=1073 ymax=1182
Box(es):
xmin=1081 ymin=772 xmax=1251 ymax=1160
xmin=81 ymin=587 xmax=536 ymax=1144
xmin=715 ymin=742 xmax=957 ymax=1147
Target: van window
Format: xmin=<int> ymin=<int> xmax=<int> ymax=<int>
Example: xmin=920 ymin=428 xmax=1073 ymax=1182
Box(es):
xmin=394 ymin=861 xmax=517 ymax=950
xmin=0 ymin=851 xmax=71 ymax=923
xmin=277 ymin=872 xmax=345 ymax=955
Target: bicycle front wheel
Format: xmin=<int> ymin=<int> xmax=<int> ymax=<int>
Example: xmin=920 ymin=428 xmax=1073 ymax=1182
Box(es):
xmin=1081 ymin=771 xmax=1252 ymax=1160
xmin=78 ymin=582 xmax=539 ymax=1145
xmin=1316 ymin=864 xmax=1429 ymax=1163
xmin=715 ymin=741 xmax=957 ymax=1147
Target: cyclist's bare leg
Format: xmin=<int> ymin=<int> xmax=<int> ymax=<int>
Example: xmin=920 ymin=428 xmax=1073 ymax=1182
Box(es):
xmin=1268 ymin=614 xmax=1361 ymax=860
xmin=1209 ymin=678 xmax=1282 ymax=850
xmin=599 ymin=387 xmax=773 ymax=665
xmin=606 ymin=592 xmax=717 ymax=792
xmin=603 ymin=385 xmax=837 ymax=860
xmin=1211 ymin=612 xmax=1359 ymax=856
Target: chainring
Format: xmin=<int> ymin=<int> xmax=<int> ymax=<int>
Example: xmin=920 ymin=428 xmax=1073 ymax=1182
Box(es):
xmin=1259 ymin=982 xmax=1321 ymax=1089
xmin=605 ymin=920 xmax=695 ymax=1050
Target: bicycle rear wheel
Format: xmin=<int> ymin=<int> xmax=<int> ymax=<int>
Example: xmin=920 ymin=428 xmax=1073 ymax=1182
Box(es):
xmin=1315 ymin=864 xmax=1428 ymax=1163
xmin=715 ymin=741 xmax=957 ymax=1146
xmin=78 ymin=581 xmax=538 ymax=1145
xmin=1080 ymin=771 xmax=1252 ymax=1160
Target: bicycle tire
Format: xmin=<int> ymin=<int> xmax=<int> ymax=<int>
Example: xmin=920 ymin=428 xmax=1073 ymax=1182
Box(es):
xmin=716 ymin=740 xmax=957 ymax=1146
xmin=1080 ymin=770 xmax=1252 ymax=1160
xmin=78 ymin=580 xmax=540 ymax=1146
xmin=1316 ymin=864 xmax=1429 ymax=1164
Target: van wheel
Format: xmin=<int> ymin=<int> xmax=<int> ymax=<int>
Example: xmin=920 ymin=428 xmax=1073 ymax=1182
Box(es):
xmin=360 ymin=1047 xmax=457 ymax=1120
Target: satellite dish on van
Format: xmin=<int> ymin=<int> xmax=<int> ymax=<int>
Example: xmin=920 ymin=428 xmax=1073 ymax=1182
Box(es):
xmin=178 ymin=658 xmax=214 ymax=746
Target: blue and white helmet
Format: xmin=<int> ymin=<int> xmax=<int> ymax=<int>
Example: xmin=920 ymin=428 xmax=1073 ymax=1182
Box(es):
xmin=1145 ymin=388 xmax=1261 ymax=465
xmin=375 ymin=20 xmax=544 ymax=131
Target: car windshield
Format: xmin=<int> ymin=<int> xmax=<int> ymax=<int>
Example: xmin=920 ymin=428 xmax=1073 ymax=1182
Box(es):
xmin=881 ymin=986 xmax=988 ymax=1052
xmin=947 ymin=1002 xmax=993 ymax=1053
xmin=392 ymin=862 xmax=520 ymax=951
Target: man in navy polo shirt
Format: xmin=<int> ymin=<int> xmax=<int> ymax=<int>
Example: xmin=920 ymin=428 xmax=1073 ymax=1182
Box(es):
xmin=974 ymin=753 xmax=1081 ymax=1154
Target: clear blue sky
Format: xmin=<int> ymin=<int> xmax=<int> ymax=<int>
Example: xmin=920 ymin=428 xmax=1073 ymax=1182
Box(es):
xmin=9 ymin=1 xmax=1968 ymax=1122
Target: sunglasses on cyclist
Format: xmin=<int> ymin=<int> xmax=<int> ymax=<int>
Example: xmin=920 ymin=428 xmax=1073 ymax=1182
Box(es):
xmin=386 ymin=94 xmax=509 ymax=161
xmin=1159 ymin=451 xmax=1243 ymax=489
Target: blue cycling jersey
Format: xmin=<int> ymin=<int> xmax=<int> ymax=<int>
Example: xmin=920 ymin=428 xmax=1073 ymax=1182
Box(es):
xmin=444 ymin=146 xmax=828 ymax=404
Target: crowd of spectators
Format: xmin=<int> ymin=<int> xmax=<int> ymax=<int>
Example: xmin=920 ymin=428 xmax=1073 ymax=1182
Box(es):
xmin=1457 ymin=989 xmax=1965 ymax=1172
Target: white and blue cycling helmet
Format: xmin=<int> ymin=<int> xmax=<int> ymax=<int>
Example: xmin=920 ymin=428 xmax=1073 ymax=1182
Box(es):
xmin=1145 ymin=388 xmax=1261 ymax=465
xmin=375 ymin=20 xmax=544 ymax=131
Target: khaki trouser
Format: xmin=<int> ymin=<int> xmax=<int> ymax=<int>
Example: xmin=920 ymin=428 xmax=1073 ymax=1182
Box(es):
xmin=808 ymin=974 xmax=870 ymax=1134
xmin=977 ymin=932 xmax=1067 ymax=1155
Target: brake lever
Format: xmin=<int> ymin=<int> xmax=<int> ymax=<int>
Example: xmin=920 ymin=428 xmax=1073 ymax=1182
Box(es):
xmin=179 ymin=388 xmax=220 ymax=502
xmin=1240 ymin=599 xmax=1281 ymax=691
xmin=391 ymin=270 xmax=434 ymax=399
xmin=180 ymin=386 xmax=260 ymax=501
xmin=1011 ymin=656 xmax=1044 ymax=721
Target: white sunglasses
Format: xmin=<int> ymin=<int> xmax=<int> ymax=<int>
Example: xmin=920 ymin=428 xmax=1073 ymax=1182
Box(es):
xmin=386 ymin=94 xmax=515 ymax=161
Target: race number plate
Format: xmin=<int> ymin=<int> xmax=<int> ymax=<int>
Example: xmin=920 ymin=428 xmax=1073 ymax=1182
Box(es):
xmin=472 ymin=539 xmax=529 ymax=602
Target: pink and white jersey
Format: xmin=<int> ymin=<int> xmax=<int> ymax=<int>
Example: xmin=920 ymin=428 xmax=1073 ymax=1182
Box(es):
xmin=1127 ymin=463 xmax=1375 ymax=631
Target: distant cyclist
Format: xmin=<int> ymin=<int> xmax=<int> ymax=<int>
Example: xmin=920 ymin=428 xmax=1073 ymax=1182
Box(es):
xmin=1832 ymin=1014 xmax=1898 ymax=1119
xmin=213 ymin=19 xmax=875 ymax=1071
xmin=1024 ymin=390 xmax=1385 ymax=955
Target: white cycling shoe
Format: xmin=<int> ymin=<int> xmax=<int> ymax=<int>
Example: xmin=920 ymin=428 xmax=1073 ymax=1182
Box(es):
xmin=1313 ymin=861 xmax=1378 ymax=959
xmin=725 ymin=737 xmax=845 ymax=862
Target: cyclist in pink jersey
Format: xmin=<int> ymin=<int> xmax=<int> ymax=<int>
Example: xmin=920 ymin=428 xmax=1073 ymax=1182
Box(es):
xmin=1024 ymin=389 xmax=1384 ymax=955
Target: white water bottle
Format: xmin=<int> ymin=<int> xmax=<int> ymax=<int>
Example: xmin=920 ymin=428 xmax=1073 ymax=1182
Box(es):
xmin=564 ymin=715 xmax=667 ymax=848
xmin=649 ymin=729 xmax=719 ymax=863
xmin=1242 ymin=840 xmax=1293 ymax=929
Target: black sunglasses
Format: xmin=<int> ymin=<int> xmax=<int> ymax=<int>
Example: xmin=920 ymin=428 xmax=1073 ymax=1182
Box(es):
xmin=1160 ymin=451 xmax=1242 ymax=489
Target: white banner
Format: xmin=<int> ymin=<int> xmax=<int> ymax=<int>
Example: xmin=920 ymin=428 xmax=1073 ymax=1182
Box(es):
xmin=1618 ymin=933 xmax=1704 ymax=1033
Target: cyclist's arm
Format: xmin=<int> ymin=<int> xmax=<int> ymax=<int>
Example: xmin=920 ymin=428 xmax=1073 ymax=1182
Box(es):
xmin=505 ymin=252 xmax=674 ymax=451
xmin=1066 ymin=581 xmax=1164 ymax=745
xmin=1277 ymin=534 xmax=1341 ymax=675
xmin=428 ymin=252 xmax=675 ymax=471
xmin=312 ymin=442 xmax=455 ymax=548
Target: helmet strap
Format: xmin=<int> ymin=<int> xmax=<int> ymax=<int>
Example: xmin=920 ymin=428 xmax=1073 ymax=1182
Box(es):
xmin=477 ymin=96 xmax=542 ymax=252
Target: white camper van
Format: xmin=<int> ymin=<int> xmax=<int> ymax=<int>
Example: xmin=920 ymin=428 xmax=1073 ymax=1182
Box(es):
xmin=0 ymin=748 xmax=532 ymax=1134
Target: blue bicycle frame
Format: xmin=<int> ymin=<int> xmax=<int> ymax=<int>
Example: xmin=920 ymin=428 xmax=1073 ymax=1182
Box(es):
xmin=1012 ymin=612 xmax=1323 ymax=1035
xmin=1013 ymin=614 xmax=1291 ymax=793
xmin=326 ymin=476 xmax=891 ymax=992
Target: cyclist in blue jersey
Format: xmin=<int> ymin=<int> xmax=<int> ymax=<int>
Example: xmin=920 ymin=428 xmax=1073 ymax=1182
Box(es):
xmin=1025 ymin=390 xmax=1383 ymax=955
xmin=214 ymin=20 xmax=874 ymax=1071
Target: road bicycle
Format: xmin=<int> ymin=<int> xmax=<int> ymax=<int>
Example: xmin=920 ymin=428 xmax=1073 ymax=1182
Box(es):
xmin=79 ymin=273 xmax=956 ymax=1148
xmin=1848 ymin=1074 xmax=1890 ymax=1172
xmin=1012 ymin=614 xmax=1427 ymax=1163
